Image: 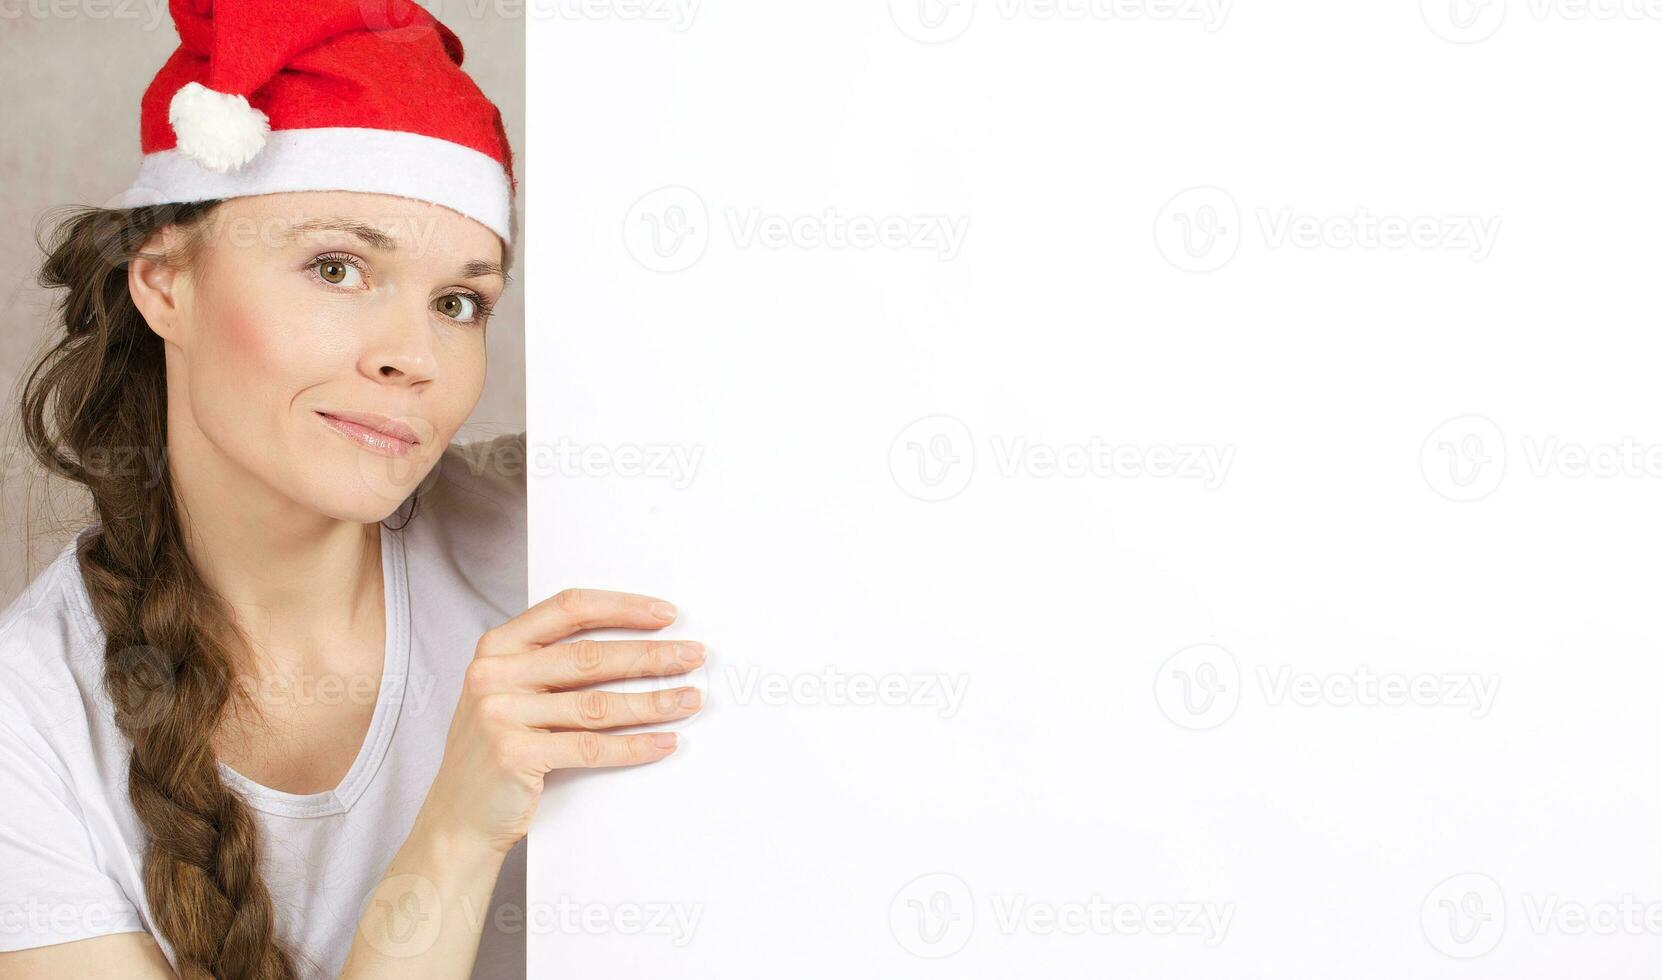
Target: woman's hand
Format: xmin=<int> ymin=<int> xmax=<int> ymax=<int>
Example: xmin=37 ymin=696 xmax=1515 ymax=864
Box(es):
xmin=344 ymin=592 xmax=701 ymax=975
xmin=414 ymin=587 xmax=705 ymax=858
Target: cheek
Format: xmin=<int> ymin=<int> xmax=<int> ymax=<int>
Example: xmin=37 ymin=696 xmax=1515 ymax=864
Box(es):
xmin=452 ymin=337 xmax=490 ymax=403
xmin=424 ymin=336 xmax=489 ymax=444
xmin=459 ymin=340 xmax=489 ymax=397
xmin=190 ymin=292 xmax=326 ymax=417
xmin=218 ymin=301 xmax=279 ymax=362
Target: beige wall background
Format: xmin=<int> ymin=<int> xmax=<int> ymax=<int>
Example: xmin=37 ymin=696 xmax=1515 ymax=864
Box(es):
xmin=0 ymin=5 xmax=525 ymax=605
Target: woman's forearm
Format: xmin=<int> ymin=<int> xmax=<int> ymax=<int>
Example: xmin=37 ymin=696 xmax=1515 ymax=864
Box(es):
xmin=339 ymin=588 xmax=703 ymax=977
xmin=337 ymin=812 xmax=510 ymax=979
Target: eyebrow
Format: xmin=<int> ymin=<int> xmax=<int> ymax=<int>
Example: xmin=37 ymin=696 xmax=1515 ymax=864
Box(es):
xmin=281 ymin=217 xmax=509 ymax=282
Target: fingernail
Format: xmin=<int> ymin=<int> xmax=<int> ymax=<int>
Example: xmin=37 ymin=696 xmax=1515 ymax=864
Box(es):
xmin=652 ymin=732 xmax=678 ymax=748
xmin=650 ymin=601 xmax=677 ymax=622
xmin=678 ymin=688 xmax=703 ymax=709
xmin=677 ymin=642 xmax=705 ymax=663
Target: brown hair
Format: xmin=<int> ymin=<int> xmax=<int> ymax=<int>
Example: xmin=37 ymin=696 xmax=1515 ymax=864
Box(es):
xmin=14 ymin=202 xmax=416 ymax=979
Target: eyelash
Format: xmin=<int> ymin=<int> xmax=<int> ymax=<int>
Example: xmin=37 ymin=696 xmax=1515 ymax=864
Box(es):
xmin=308 ymin=252 xmax=496 ymax=326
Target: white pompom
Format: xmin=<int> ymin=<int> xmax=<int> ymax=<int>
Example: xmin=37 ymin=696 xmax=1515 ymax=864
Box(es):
xmin=168 ymin=81 xmax=270 ymax=173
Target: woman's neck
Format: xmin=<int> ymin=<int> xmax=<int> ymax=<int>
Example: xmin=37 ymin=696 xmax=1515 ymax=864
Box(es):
xmin=167 ymin=424 xmax=387 ymax=682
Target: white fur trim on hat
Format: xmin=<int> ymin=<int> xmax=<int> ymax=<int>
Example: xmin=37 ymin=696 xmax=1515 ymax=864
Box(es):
xmin=167 ymin=81 xmax=271 ymax=174
xmin=118 ymin=127 xmax=514 ymax=244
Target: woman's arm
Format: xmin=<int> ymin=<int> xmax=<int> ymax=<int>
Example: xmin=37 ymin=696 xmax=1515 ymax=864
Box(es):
xmin=0 ymin=933 xmax=176 ymax=979
xmin=1 ymin=587 xmax=700 ymax=980
xmin=338 ymin=586 xmax=704 ymax=979
xmin=0 ymin=823 xmax=503 ymax=980
xmin=337 ymin=815 xmax=508 ymax=976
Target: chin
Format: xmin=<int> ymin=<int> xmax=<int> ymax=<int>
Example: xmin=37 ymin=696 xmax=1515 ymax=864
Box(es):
xmin=304 ymin=488 xmax=415 ymax=525
xmin=298 ymin=457 xmax=434 ymax=525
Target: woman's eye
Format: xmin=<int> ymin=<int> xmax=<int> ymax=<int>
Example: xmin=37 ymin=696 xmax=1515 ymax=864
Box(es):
xmin=435 ymin=292 xmax=480 ymax=322
xmin=314 ymin=256 xmax=364 ymax=288
xmin=309 ymin=255 xmax=488 ymax=324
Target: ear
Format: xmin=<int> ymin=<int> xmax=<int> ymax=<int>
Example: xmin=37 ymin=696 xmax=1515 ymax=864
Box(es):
xmin=128 ymin=225 xmax=191 ymax=343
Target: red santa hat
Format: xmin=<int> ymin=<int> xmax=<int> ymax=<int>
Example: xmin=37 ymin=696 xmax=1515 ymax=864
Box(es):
xmin=119 ymin=0 xmax=516 ymax=244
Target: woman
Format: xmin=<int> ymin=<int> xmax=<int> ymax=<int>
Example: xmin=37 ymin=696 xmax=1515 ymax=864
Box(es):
xmin=0 ymin=3 xmax=704 ymax=979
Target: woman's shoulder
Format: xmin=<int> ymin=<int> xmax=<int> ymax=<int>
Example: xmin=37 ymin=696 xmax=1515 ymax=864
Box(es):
xmin=0 ymin=530 xmax=105 ymax=680
xmin=0 ymin=530 xmax=110 ymax=743
xmin=396 ymin=431 xmax=527 ymax=618
xmin=418 ymin=429 xmax=526 ymax=526
xmin=432 ymin=429 xmax=526 ymax=497
xmin=0 ymin=533 xmax=149 ymax=958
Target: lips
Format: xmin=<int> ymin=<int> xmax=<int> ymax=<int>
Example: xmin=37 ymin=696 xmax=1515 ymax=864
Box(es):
xmin=315 ymin=410 xmax=421 ymax=446
xmin=315 ymin=410 xmax=424 ymax=461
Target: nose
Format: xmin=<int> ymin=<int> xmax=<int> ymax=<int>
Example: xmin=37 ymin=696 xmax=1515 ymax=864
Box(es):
xmin=358 ymin=301 xmax=438 ymax=385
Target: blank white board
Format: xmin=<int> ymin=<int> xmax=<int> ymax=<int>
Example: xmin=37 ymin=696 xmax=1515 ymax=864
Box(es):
xmin=526 ymin=4 xmax=1662 ymax=976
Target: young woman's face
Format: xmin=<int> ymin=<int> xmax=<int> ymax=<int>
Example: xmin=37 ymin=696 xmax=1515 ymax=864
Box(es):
xmin=155 ymin=191 xmax=505 ymax=523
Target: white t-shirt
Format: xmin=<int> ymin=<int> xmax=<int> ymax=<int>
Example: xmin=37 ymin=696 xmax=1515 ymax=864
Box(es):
xmin=0 ymin=432 xmax=528 ymax=980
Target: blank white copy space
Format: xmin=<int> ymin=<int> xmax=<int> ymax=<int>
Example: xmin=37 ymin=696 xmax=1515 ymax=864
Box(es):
xmin=526 ymin=4 xmax=1662 ymax=977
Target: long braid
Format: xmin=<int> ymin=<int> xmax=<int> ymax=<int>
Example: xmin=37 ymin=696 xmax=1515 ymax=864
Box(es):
xmin=19 ymin=201 xmax=303 ymax=979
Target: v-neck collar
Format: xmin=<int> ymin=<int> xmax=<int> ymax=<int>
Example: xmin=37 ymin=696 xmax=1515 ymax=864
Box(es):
xmin=217 ymin=524 xmax=412 ymax=819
